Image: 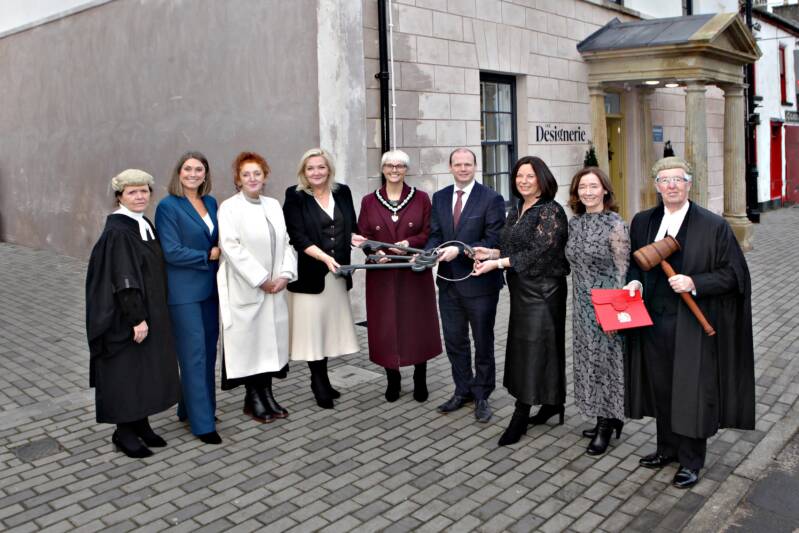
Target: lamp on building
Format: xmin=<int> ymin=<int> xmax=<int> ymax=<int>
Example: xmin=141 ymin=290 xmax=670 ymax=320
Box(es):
xmin=644 ymin=80 xmax=660 ymax=86
xmin=665 ymin=83 xmax=680 ymax=88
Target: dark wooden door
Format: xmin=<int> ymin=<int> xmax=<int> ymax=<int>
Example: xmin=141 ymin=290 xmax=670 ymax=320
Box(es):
xmin=770 ymin=121 xmax=783 ymax=200
xmin=785 ymin=125 xmax=799 ymax=204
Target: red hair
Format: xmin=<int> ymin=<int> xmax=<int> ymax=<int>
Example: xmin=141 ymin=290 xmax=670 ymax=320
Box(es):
xmin=232 ymin=151 xmax=271 ymax=190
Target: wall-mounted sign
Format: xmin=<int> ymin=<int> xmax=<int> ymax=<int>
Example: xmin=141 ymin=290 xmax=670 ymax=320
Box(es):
xmin=785 ymin=111 xmax=799 ymax=123
xmin=534 ymin=124 xmax=588 ymax=144
xmin=653 ymin=125 xmax=663 ymax=142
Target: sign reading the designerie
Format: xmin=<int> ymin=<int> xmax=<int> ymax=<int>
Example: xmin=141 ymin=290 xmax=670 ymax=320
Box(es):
xmin=534 ymin=124 xmax=588 ymax=144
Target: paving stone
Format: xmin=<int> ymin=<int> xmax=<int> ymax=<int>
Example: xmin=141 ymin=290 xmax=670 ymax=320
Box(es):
xmin=0 ymin=208 xmax=796 ymax=532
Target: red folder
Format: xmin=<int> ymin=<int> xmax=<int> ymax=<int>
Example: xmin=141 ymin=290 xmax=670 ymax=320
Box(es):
xmin=590 ymin=289 xmax=653 ymax=332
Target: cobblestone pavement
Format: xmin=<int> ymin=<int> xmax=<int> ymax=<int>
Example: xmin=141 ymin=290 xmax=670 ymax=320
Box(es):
xmin=1 ymin=206 xmax=797 ymax=533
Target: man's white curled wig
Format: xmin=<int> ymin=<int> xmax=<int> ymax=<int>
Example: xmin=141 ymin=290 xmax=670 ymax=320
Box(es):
xmin=651 ymin=156 xmax=692 ymax=182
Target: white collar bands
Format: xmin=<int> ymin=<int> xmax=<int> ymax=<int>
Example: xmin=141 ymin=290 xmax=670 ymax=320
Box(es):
xmin=114 ymin=205 xmax=155 ymax=241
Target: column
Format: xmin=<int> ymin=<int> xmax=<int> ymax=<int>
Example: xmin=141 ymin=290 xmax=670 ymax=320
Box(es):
xmin=589 ymin=83 xmax=610 ymax=174
xmin=639 ymin=87 xmax=657 ymax=209
xmin=721 ymin=83 xmax=753 ymax=251
xmin=684 ymin=80 xmax=709 ymax=207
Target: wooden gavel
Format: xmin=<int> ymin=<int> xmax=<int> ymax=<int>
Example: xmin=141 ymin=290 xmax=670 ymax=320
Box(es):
xmin=633 ymin=236 xmax=716 ymax=336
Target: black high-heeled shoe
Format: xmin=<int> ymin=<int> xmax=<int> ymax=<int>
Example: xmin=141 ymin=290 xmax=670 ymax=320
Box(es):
xmin=385 ymin=368 xmax=401 ymax=402
xmin=112 ymin=429 xmax=153 ymax=458
xmin=131 ymin=418 xmax=166 ymax=448
xmin=262 ymin=378 xmax=288 ymax=418
xmin=498 ymin=403 xmax=531 ymax=446
xmin=197 ymin=431 xmax=222 ymax=445
xmin=309 ymin=361 xmax=334 ymax=409
xmin=528 ymin=404 xmax=565 ymax=426
xmin=413 ymin=363 xmax=428 ymax=402
xmin=243 ymin=384 xmax=277 ymax=422
xmin=321 ymin=357 xmax=341 ymax=399
xmin=586 ymin=417 xmax=623 ymax=456
xmin=583 ymin=417 xmax=600 ymax=439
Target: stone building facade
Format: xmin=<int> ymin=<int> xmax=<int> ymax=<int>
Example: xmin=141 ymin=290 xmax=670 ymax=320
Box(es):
xmin=0 ymin=0 xmax=767 ymax=259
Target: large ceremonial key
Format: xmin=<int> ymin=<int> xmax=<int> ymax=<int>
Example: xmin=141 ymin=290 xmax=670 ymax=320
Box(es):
xmin=632 ymin=236 xmax=716 ymax=336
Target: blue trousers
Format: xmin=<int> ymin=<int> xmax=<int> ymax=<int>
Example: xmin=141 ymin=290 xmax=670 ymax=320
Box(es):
xmin=171 ymin=296 xmax=219 ymax=435
xmin=438 ymin=286 xmax=499 ymax=401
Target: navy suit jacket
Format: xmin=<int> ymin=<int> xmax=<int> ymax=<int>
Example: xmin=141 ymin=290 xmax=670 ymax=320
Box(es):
xmin=426 ymin=181 xmax=505 ymax=297
xmin=155 ymin=194 xmax=219 ymax=305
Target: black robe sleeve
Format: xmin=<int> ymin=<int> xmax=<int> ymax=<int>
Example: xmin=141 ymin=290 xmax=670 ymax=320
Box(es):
xmin=86 ymin=225 xmax=147 ymax=360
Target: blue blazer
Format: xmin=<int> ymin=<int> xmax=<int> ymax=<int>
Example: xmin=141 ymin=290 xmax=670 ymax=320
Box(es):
xmin=155 ymin=194 xmax=219 ymax=305
xmin=426 ymin=181 xmax=506 ymax=297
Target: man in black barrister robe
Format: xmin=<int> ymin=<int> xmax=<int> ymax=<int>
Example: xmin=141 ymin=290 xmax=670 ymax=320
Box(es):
xmin=86 ymin=169 xmax=180 ymax=458
xmin=623 ymin=157 xmax=755 ymax=489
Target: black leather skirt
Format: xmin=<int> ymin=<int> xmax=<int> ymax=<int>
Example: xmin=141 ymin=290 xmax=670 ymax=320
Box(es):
xmin=503 ymin=272 xmax=567 ymax=406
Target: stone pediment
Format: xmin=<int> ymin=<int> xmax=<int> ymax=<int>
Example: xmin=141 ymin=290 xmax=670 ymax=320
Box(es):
xmin=577 ymin=13 xmax=761 ymax=86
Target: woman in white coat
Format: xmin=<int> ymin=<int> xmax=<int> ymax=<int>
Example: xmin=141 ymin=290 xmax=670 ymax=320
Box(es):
xmin=217 ymin=151 xmax=297 ymax=423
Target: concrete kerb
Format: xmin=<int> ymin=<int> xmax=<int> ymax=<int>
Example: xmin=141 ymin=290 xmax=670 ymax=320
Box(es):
xmin=683 ymin=401 xmax=799 ymax=533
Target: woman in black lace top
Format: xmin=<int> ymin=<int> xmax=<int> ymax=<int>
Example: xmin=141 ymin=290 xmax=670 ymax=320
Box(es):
xmin=473 ymin=156 xmax=569 ymax=446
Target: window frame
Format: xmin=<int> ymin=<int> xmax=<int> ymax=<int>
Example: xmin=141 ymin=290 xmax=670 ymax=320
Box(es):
xmin=479 ymin=73 xmax=517 ymax=203
xmin=780 ymin=45 xmax=789 ymax=105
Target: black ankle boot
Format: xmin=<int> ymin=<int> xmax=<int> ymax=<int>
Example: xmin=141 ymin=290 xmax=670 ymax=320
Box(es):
xmin=586 ymin=417 xmax=624 ymax=456
xmin=413 ymin=363 xmax=428 ymax=402
xmin=498 ymin=402 xmax=531 ymax=446
xmin=262 ymin=376 xmax=288 ymax=418
xmin=309 ymin=361 xmax=334 ymax=409
xmin=385 ymin=368 xmax=401 ymax=402
xmin=583 ymin=417 xmax=600 ymax=439
xmin=528 ymin=404 xmax=565 ymax=426
xmin=113 ymin=424 xmax=153 ymax=458
xmin=321 ymin=357 xmax=341 ymax=399
xmin=131 ymin=418 xmax=166 ymax=447
xmin=244 ymin=383 xmax=276 ymax=422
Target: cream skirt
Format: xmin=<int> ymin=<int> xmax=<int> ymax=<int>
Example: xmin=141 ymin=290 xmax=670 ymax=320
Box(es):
xmin=288 ymin=273 xmax=359 ymax=361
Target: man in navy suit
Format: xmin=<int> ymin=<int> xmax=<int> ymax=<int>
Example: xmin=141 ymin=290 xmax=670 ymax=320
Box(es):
xmin=427 ymin=148 xmax=505 ymax=422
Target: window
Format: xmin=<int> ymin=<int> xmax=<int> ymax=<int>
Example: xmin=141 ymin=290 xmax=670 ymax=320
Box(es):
xmin=682 ymin=0 xmax=693 ymax=15
xmin=780 ymin=46 xmax=788 ymax=104
xmin=480 ymin=74 xmax=516 ymax=200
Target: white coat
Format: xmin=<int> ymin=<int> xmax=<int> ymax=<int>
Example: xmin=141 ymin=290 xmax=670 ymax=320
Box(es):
xmin=217 ymin=192 xmax=297 ymax=379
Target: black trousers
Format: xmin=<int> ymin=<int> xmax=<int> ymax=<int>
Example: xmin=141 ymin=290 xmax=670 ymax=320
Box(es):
xmin=642 ymin=311 xmax=707 ymax=470
xmin=438 ymin=285 xmax=499 ymax=401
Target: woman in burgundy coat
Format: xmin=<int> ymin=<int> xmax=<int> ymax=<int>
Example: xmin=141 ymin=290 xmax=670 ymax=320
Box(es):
xmin=358 ymin=150 xmax=442 ymax=403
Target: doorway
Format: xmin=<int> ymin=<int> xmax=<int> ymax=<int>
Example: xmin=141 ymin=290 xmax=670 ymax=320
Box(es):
xmin=770 ymin=121 xmax=783 ymax=201
xmin=606 ymin=116 xmax=626 ymax=219
xmin=785 ymin=126 xmax=799 ymax=204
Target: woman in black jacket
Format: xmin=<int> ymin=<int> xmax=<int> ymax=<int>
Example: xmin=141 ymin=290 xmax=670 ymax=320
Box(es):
xmin=283 ymin=148 xmax=364 ymax=408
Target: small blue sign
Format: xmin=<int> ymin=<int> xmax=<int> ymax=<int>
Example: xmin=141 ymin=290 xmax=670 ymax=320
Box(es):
xmin=653 ymin=125 xmax=663 ymax=142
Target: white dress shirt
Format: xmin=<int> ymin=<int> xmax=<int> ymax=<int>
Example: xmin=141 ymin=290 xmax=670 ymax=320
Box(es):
xmin=114 ymin=205 xmax=155 ymax=241
xmin=202 ymin=212 xmax=214 ymax=233
xmin=451 ymin=179 xmax=476 ymax=213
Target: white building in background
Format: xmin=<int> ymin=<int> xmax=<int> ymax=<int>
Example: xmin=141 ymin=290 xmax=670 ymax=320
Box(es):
xmin=751 ymin=6 xmax=799 ymax=207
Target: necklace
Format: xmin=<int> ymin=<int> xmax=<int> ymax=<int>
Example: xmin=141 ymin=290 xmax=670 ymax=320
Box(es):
xmin=375 ymin=187 xmax=415 ymax=222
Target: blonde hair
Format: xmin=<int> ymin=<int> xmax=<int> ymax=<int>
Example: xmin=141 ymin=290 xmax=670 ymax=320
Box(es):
xmin=295 ymin=148 xmax=338 ymax=194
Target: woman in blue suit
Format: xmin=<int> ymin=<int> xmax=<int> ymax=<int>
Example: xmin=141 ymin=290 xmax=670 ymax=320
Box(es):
xmin=155 ymin=151 xmax=222 ymax=444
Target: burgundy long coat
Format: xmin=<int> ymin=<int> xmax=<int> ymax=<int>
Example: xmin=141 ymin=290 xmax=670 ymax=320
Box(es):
xmin=357 ymin=184 xmax=442 ymax=368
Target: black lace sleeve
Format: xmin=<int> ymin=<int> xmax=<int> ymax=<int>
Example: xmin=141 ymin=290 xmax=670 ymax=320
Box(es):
xmin=500 ymin=201 xmax=569 ymax=277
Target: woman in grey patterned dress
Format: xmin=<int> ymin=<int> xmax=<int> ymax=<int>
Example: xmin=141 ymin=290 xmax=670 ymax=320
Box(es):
xmin=565 ymin=167 xmax=630 ymax=456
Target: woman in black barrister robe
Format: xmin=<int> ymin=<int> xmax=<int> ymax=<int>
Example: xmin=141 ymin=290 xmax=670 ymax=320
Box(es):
xmin=473 ymin=156 xmax=570 ymax=447
xmin=86 ymin=169 xmax=180 ymax=458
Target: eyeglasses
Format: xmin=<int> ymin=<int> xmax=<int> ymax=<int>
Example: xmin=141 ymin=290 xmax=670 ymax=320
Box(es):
xmin=655 ymin=176 xmax=689 ymax=185
xmin=384 ymin=164 xmax=407 ymax=171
